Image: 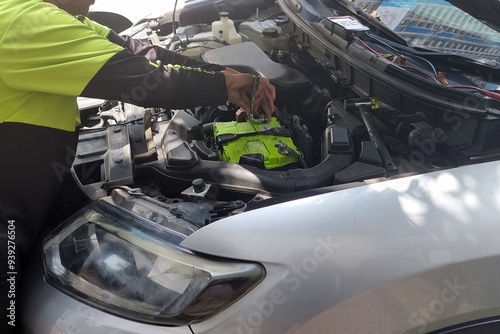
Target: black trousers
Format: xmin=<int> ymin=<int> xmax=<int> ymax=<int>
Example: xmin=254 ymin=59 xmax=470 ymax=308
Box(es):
xmin=0 ymin=122 xmax=78 ymax=333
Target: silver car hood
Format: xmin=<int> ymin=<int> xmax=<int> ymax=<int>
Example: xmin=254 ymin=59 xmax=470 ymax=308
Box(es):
xmin=182 ymin=160 xmax=500 ymax=333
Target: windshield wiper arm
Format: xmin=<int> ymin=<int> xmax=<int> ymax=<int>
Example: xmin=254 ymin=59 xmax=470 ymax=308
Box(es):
xmin=366 ymin=33 xmax=500 ymax=73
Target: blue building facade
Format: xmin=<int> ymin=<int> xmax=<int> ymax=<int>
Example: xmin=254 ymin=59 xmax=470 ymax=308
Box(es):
xmin=353 ymin=0 xmax=500 ymax=59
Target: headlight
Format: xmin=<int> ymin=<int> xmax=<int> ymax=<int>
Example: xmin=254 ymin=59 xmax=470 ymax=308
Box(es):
xmin=43 ymin=200 xmax=264 ymax=325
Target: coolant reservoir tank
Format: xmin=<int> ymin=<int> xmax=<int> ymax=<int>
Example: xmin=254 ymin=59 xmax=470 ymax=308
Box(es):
xmin=212 ymin=12 xmax=242 ymax=44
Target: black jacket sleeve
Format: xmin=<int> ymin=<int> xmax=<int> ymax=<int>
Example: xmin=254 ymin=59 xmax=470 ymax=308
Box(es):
xmin=81 ymin=30 xmax=228 ymax=108
xmin=81 ymin=48 xmax=228 ymax=108
xmin=106 ymin=30 xmax=226 ymax=72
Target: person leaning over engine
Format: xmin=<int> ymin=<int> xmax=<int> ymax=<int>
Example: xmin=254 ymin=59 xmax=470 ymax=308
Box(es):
xmin=0 ymin=0 xmax=276 ymax=333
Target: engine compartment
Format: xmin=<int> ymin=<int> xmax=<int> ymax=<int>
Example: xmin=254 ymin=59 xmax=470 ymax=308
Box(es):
xmin=72 ymin=0 xmax=500 ymax=223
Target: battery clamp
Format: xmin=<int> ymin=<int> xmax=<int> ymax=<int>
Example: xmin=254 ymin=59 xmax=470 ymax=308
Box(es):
xmin=324 ymin=16 xmax=369 ymax=40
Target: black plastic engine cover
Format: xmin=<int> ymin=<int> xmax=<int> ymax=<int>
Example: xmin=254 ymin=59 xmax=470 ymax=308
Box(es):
xmin=162 ymin=130 xmax=198 ymax=169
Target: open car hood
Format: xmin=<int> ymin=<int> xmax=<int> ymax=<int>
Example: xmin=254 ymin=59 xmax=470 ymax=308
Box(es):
xmin=446 ymin=0 xmax=500 ymax=33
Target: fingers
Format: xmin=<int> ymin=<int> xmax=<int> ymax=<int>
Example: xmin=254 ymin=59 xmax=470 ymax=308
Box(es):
xmin=222 ymin=69 xmax=277 ymax=120
xmin=248 ymin=77 xmax=276 ymax=119
xmin=253 ymin=85 xmax=275 ymax=119
xmin=222 ymin=70 xmax=253 ymax=108
xmin=259 ymin=77 xmax=276 ymax=100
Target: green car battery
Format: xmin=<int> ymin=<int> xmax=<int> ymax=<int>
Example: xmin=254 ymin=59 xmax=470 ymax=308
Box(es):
xmin=213 ymin=117 xmax=300 ymax=169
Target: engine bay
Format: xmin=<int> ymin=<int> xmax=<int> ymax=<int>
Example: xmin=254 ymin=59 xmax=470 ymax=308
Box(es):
xmin=72 ymin=0 xmax=500 ymax=225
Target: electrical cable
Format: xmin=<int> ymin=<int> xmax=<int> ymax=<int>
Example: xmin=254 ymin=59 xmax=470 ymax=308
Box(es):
xmin=449 ymin=85 xmax=500 ymax=100
xmin=366 ymin=33 xmax=439 ymax=79
xmin=80 ymin=109 xmax=172 ymax=133
xmin=353 ymin=36 xmax=500 ymax=102
xmin=172 ymin=0 xmax=179 ymax=34
xmin=399 ymin=65 xmax=441 ymax=84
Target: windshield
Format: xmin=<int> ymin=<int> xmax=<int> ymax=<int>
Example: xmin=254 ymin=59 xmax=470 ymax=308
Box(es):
xmin=348 ymin=0 xmax=500 ymax=61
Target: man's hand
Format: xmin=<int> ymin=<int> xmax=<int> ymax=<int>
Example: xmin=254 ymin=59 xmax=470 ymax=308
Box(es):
xmin=222 ymin=68 xmax=277 ymax=120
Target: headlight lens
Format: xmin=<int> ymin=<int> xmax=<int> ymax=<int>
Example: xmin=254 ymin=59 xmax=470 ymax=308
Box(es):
xmin=43 ymin=200 xmax=264 ymax=325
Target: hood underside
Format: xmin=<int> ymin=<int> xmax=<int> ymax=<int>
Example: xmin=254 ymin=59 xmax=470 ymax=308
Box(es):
xmin=446 ymin=0 xmax=500 ymax=33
